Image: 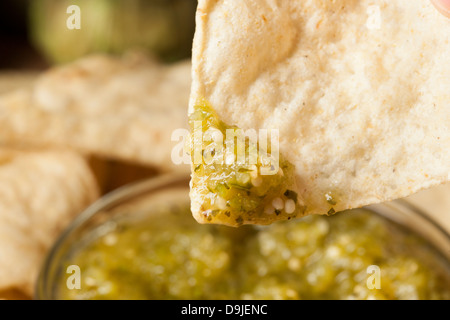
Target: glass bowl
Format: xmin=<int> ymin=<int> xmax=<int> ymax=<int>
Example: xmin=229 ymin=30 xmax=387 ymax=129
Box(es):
xmin=35 ymin=173 xmax=450 ymax=300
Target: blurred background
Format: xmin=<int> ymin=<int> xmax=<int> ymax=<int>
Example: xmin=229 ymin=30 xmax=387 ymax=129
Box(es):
xmin=0 ymin=0 xmax=198 ymax=193
xmin=0 ymin=1 xmax=199 ymax=299
xmin=0 ymin=0 xmax=197 ymax=70
xmin=0 ymin=0 xmax=449 ymax=301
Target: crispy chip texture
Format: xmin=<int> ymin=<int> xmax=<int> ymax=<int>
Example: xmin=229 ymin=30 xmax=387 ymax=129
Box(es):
xmin=0 ymin=53 xmax=191 ymax=171
xmin=0 ymin=149 xmax=99 ymax=295
xmin=190 ymin=0 xmax=450 ymax=218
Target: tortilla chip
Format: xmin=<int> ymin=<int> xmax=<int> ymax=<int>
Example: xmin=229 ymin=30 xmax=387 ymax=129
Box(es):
xmin=189 ymin=0 xmax=450 ymax=225
xmin=0 ymin=52 xmax=191 ymax=172
xmin=0 ymin=149 xmax=99 ymax=295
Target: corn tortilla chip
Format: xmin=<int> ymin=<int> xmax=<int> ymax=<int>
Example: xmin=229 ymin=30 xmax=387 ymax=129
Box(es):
xmin=0 ymin=53 xmax=191 ymax=172
xmin=189 ymin=0 xmax=450 ymax=225
xmin=0 ymin=149 xmax=99 ymax=295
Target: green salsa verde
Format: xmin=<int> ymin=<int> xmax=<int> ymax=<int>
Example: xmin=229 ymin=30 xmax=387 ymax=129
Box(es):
xmin=189 ymin=101 xmax=308 ymax=227
xmin=58 ymin=206 xmax=450 ymax=300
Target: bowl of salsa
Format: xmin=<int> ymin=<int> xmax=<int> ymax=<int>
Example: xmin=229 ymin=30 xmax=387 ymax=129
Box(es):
xmin=35 ymin=174 xmax=450 ymax=300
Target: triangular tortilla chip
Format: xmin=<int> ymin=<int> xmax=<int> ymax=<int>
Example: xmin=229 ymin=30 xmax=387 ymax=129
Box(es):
xmin=0 ymin=52 xmax=191 ymax=172
xmin=189 ymin=0 xmax=450 ymax=226
xmin=0 ymin=149 xmax=99 ymax=295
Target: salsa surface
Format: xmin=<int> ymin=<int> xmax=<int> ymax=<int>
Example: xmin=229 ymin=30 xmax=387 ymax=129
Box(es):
xmin=58 ymin=206 xmax=450 ymax=300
